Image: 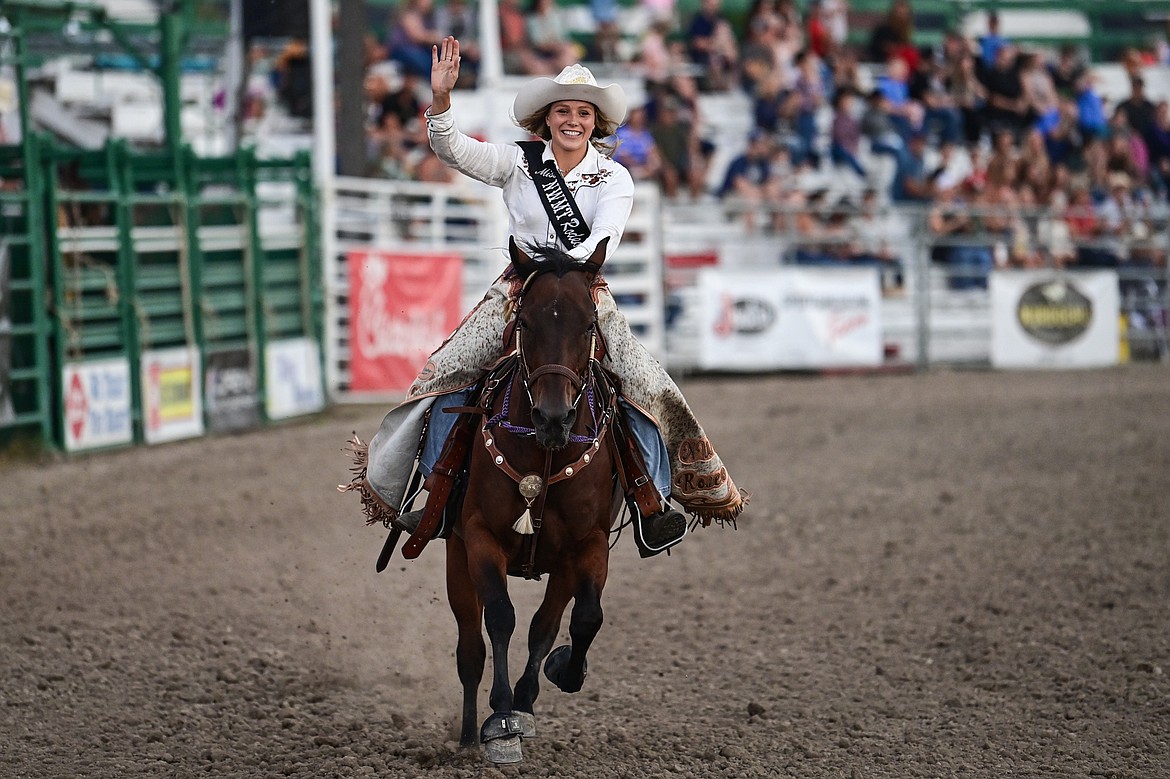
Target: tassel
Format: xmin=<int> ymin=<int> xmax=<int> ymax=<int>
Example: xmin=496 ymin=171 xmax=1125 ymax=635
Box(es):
xmin=513 ymin=506 xmax=535 ymax=535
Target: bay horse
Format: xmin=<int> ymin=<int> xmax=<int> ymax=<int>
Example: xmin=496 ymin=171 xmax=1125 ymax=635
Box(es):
xmin=447 ymin=237 xmax=620 ymax=763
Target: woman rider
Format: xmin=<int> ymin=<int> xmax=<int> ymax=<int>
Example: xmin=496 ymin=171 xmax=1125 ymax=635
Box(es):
xmin=344 ymin=37 xmax=746 ymax=556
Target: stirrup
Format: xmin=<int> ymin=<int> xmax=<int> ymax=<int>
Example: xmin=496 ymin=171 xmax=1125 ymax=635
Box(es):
xmin=634 ymin=508 xmax=687 ymax=559
xmin=392 ymin=509 xmax=424 ymax=534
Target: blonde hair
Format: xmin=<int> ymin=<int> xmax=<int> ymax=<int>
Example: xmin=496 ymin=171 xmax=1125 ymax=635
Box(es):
xmin=516 ymin=102 xmax=619 ymax=157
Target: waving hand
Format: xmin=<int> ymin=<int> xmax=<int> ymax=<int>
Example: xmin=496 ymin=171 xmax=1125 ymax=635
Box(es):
xmin=430 ymin=36 xmax=460 ymax=114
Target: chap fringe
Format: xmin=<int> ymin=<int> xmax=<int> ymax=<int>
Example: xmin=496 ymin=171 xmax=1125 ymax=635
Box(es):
xmin=337 ymin=433 xmax=399 ymax=528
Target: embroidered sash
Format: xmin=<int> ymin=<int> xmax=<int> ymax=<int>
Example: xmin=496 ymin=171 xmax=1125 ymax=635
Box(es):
xmin=517 ymin=140 xmax=591 ymax=249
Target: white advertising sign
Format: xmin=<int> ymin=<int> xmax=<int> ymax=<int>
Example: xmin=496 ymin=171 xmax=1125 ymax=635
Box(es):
xmin=990 ymin=270 xmax=1119 ymax=369
xmin=265 ymin=337 xmax=325 ymax=419
xmin=142 ymin=346 xmax=204 ymax=444
xmin=62 ymin=358 xmax=133 ymax=451
xmin=698 ymin=267 xmax=883 ymax=370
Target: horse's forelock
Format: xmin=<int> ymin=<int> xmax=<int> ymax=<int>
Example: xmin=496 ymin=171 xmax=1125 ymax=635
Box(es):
xmin=524 ymin=244 xmax=588 ymax=280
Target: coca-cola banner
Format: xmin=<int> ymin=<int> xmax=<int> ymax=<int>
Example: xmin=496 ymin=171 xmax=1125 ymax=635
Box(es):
xmin=347 ymin=250 xmax=463 ymax=393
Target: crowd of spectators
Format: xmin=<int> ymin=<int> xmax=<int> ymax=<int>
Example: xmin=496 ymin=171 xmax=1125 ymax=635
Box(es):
xmin=248 ymin=0 xmax=1170 ymax=286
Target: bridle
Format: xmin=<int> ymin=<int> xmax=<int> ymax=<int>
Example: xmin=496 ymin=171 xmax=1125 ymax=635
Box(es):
xmin=488 ymin=269 xmax=608 ymax=446
xmin=477 ymin=265 xmax=618 ymax=579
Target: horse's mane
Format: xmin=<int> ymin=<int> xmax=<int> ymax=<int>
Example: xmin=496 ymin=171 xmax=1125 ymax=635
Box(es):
xmin=522 ymin=243 xmax=589 ymax=279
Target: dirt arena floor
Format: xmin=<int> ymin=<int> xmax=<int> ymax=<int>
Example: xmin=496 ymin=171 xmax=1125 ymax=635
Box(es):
xmin=3 ymin=365 xmax=1168 ymax=778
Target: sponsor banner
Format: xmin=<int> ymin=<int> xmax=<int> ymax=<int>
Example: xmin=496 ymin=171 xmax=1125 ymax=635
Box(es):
xmin=205 ymin=348 xmax=261 ymax=433
xmin=347 ymin=249 xmax=463 ymax=393
xmin=698 ymin=267 xmax=882 ymax=370
xmin=265 ymin=337 xmax=325 ymax=419
xmin=62 ymin=358 xmax=133 ymax=451
xmin=142 ymin=347 xmax=204 ymax=444
xmin=990 ymin=270 xmax=1119 ymax=369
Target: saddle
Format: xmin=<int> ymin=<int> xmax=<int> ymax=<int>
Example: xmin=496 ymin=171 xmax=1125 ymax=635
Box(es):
xmin=375 ymin=356 xmax=665 ymax=569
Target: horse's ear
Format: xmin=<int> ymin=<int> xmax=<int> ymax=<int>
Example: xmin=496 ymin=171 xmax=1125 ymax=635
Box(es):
xmin=581 ymin=237 xmax=609 ymax=277
xmin=510 ymin=236 xmax=537 ymax=280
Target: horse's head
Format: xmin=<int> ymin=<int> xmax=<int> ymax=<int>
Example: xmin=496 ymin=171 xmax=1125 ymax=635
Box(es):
xmin=508 ymin=237 xmax=608 ymax=451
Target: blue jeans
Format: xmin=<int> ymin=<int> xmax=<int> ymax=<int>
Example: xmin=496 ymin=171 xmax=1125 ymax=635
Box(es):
xmin=831 ymin=142 xmax=867 ymax=177
xmin=421 ymin=390 xmax=672 ymax=501
xmin=949 ymin=245 xmax=992 ymax=290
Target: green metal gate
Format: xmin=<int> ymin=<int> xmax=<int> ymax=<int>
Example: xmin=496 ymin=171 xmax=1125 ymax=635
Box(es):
xmin=0 ymin=137 xmax=322 ymax=450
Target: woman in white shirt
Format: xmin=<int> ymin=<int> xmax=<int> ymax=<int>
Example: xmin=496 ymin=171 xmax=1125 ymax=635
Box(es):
xmin=346 ymin=37 xmax=746 ymax=557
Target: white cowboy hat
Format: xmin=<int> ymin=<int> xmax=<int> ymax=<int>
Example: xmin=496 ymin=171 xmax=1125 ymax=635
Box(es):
xmin=512 ymin=64 xmax=628 ymax=125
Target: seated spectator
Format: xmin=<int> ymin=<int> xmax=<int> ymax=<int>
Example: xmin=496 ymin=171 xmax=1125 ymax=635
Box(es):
xmin=1108 ymin=114 xmax=1149 ymax=187
xmin=1044 ymin=96 xmax=1083 ymax=167
xmin=1145 ymin=101 xmax=1170 ymax=200
xmin=615 ymin=106 xmax=665 ymax=183
xmin=1018 ymin=128 xmax=1053 ymax=202
xmin=891 ymin=131 xmax=932 ymax=203
xmin=274 ymin=40 xmax=312 ymax=119
xmin=1115 ymin=76 xmax=1158 ymax=146
xmin=386 ymin=0 xmax=441 ymax=78
xmin=434 ymin=0 xmax=481 ymax=87
xmin=1081 ymin=136 xmax=1110 ymax=197
xmin=848 ymin=187 xmax=906 ymax=291
xmin=1036 ymin=187 xmax=1077 ymax=267
xmin=369 ymin=70 xmax=424 ymax=138
xmin=977 ymin=41 xmax=1027 ymax=138
xmin=928 ymin=181 xmax=993 ymax=289
xmin=527 ymin=0 xmax=579 ymax=75
xmin=876 ymin=56 xmax=919 ymax=139
xmin=944 ymin=48 xmax=986 ymax=148
xmin=979 ymin=172 xmax=1023 ymax=268
xmin=792 ymin=49 xmax=829 ymax=167
xmin=650 ymin=95 xmax=710 ymax=200
xmin=1075 ymin=71 xmax=1108 ymax=140
xmin=499 ymin=0 xmax=539 ymax=75
xmin=753 ymin=72 xmax=798 ymax=141
xmin=1048 ymin=44 xmax=1086 ymax=98
xmin=1091 ymin=171 xmax=1144 ymax=266
xmin=861 ymin=88 xmax=908 ymax=165
xmin=792 ymin=189 xmax=852 ymax=264
xmin=805 ymin=0 xmax=835 ymax=61
xmin=830 ymin=88 xmax=866 ymax=177
xmin=928 ymin=139 xmax=970 ymax=192
xmin=911 ymin=46 xmax=963 ymax=145
xmin=984 ymin=127 xmax=1020 ymax=189
xmin=583 ymin=19 xmax=625 ymax=65
xmin=639 ymin=18 xmax=676 ymax=87
xmin=1019 ymin=50 xmax=1059 ymax=131
xmin=1065 ymin=178 xmax=1101 ymax=263
xmin=740 ymin=0 xmax=788 ymax=94
xmin=868 ymin=0 xmax=917 ymax=69
xmin=685 ymin=0 xmax=741 ymax=91
xmin=978 ymin=11 xmax=1008 ymax=67
xmin=719 ymin=130 xmax=784 ymax=231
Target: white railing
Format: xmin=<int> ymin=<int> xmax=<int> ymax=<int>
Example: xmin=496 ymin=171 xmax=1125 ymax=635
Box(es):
xmin=322 ymin=177 xmax=666 ymax=401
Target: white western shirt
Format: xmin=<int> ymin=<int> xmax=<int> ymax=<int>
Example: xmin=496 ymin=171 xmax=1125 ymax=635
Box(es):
xmin=426 ymin=106 xmax=635 ymax=262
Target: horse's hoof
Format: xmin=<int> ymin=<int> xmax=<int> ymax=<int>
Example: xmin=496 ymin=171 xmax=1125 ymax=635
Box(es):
xmin=543 ymin=645 xmax=587 ymax=693
xmin=481 ymin=712 xmax=525 ymax=763
xmin=482 ymin=735 xmax=523 ymax=764
xmin=512 ymin=710 xmax=537 ymax=739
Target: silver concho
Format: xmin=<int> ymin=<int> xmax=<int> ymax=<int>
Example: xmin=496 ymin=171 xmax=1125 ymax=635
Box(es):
xmin=518 ymin=474 xmax=544 ymax=500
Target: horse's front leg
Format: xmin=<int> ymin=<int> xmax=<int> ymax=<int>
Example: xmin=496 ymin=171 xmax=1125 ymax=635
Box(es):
xmin=512 ymin=571 xmax=575 ymax=729
xmin=463 ymin=523 xmax=523 ymax=763
xmin=445 ymin=534 xmax=484 ymax=749
xmin=544 ymin=540 xmax=609 ymax=695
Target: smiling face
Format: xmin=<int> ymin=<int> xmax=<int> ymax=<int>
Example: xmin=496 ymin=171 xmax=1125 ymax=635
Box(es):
xmin=545 ymin=100 xmax=597 ymax=159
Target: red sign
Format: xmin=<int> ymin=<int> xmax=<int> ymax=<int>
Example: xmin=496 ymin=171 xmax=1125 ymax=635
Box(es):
xmin=347 ymin=250 xmax=463 ymax=392
xmin=66 ymin=371 xmax=87 ymax=441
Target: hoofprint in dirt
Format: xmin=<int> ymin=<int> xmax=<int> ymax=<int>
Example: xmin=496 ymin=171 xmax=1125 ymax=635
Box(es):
xmin=1 ymin=366 xmax=1167 ymax=778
